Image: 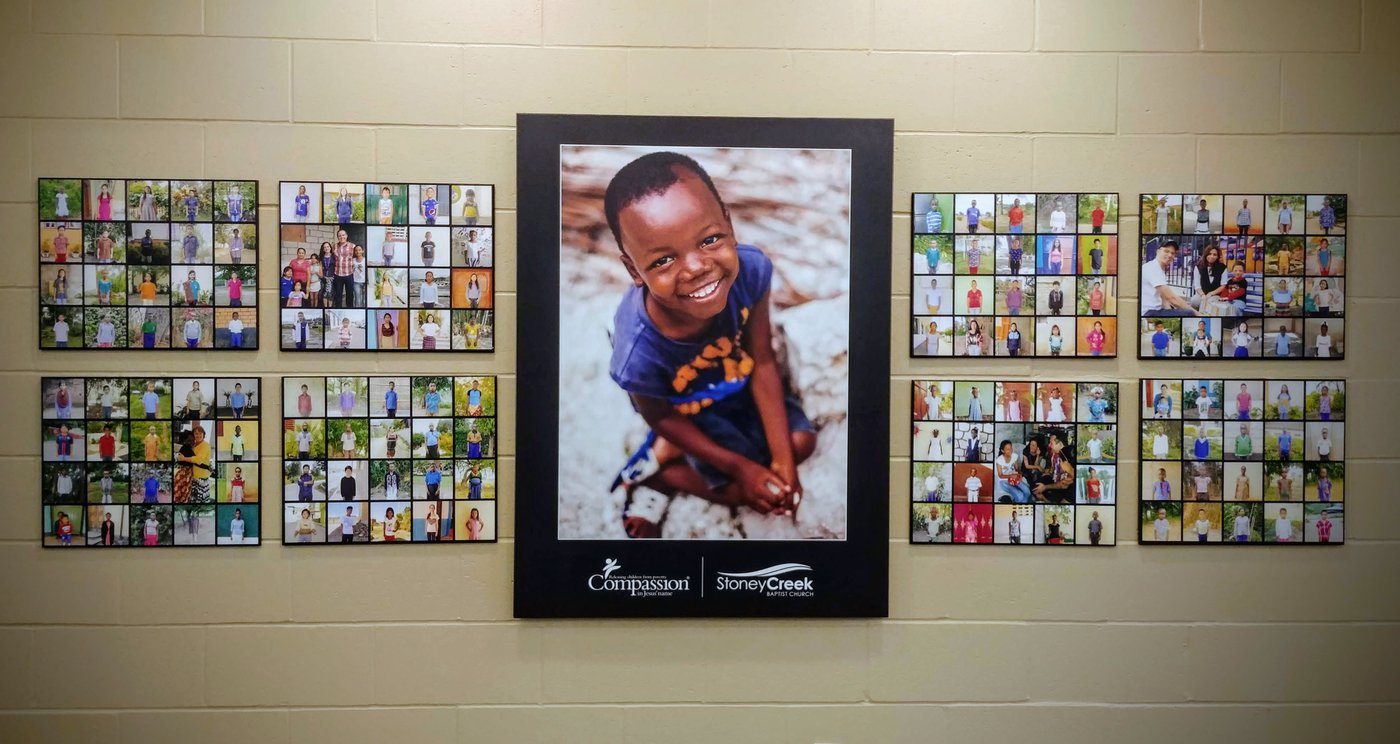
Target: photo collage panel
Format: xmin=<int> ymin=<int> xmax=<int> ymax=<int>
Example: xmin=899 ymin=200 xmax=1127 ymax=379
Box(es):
xmin=38 ymin=179 xmax=259 ymax=350
xmin=911 ymin=381 xmax=1119 ymax=546
xmin=1139 ymin=379 xmax=1345 ymax=545
xmin=40 ymin=376 xmax=262 ymax=547
xmin=277 ymin=182 xmax=495 ymax=351
xmin=911 ymin=192 xmax=1120 ymax=358
xmin=281 ymin=375 xmax=498 ymax=544
xmin=1138 ymin=193 xmax=1346 ymax=359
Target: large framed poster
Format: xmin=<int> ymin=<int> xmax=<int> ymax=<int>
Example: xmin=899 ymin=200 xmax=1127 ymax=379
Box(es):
xmin=910 ymin=192 xmax=1120 ymax=357
xmin=279 ymin=375 xmax=498 ymax=544
xmin=515 ymin=114 xmax=891 ymax=618
xmin=40 ymin=376 xmax=262 ymax=547
xmin=1138 ymin=378 xmax=1345 ymax=544
xmin=38 ymin=178 xmax=259 ymax=350
xmin=911 ymin=380 xmax=1119 ymax=546
xmin=1136 ymin=193 xmax=1346 ymax=359
xmin=276 ymin=181 xmax=495 ymax=351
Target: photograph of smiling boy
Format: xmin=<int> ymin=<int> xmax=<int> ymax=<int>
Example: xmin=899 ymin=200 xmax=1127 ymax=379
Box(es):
xmin=556 ymin=146 xmax=849 ymax=541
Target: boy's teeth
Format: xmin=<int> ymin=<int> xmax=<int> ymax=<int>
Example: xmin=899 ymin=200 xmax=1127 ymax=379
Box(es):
xmin=687 ymin=280 xmax=718 ymax=299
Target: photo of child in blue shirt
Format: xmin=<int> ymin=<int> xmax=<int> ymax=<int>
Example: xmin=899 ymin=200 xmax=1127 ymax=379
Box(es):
xmin=603 ymin=152 xmax=817 ymax=539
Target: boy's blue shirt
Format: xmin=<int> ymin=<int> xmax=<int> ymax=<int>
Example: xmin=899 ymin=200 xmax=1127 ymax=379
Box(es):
xmin=610 ymin=244 xmax=771 ymax=410
xmin=1087 ymin=398 xmax=1108 ymax=420
xmin=1152 ymin=330 xmax=1170 ymax=348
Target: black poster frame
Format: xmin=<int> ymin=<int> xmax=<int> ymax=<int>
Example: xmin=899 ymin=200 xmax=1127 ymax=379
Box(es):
xmin=515 ymin=114 xmax=892 ymax=618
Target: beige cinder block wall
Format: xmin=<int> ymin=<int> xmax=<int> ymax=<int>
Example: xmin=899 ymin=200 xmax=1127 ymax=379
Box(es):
xmin=1 ymin=1 xmax=1398 ymax=742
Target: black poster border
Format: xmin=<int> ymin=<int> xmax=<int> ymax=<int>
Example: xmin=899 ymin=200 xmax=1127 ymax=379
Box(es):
xmin=514 ymin=114 xmax=892 ymax=618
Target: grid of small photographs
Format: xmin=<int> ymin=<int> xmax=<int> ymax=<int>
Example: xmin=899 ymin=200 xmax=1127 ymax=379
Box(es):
xmin=1138 ymin=194 xmax=1346 ymax=360
xmin=277 ymin=182 xmax=495 ymax=351
xmin=40 ymin=376 xmax=262 ymax=547
xmin=38 ymin=178 xmax=259 ymax=350
xmin=1138 ymin=379 xmax=1345 ymax=545
xmin=910 ymin=192 xmax=1120 ymax=358
xmin=281 ymin=375 xmax=498 ymax=544
xmin=911 ymin=381 xmax=1119 ymax=546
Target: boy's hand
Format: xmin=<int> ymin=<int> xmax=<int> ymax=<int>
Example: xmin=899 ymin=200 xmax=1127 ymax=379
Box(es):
xmin=771 ymin=459 xmax=803 ymax=516
xmin=735 ymin=461 xmax=790 ymax=514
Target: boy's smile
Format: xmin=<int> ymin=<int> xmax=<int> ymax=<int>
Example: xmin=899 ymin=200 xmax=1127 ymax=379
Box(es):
xmin=616 ymin=169 xmax=739 ymax=336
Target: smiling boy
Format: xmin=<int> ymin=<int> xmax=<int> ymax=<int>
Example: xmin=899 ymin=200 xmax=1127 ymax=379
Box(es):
xmin=605 ymin=152 xmax=816 ymax=538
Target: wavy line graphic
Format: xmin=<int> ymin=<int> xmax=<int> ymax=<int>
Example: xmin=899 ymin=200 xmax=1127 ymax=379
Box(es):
xmin=715 ymin=563 xmax=812 ymax=578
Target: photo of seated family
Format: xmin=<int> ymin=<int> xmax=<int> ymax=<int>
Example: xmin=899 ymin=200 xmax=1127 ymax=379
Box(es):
xmin=1138 ymin=194 xmax=1345 ymax=359
xmin=912 ymin=380 xmax=1118 ymax=546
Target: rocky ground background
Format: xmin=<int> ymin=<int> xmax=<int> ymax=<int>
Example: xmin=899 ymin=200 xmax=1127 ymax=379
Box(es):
xmin=557 ymin=145 xmax=852 ymax=540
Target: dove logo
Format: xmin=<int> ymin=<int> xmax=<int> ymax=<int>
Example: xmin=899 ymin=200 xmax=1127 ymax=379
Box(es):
xmin=715 ymin=563 xmax=815 ymax=596
xmin=587 ymin=559 xmax=691 ymax=597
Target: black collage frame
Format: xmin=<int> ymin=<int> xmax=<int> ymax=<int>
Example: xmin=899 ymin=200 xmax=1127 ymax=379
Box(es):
xmin=910 ymin=380 xmax=1120 ymax=547
xmin=37 ymin=178 xmax=260 ymax=351
xmin=1137 ymin=193 xmax=1347 ymax=360
xmin=40 ymin=376 xmax=263 ymax=548
xmin=276 ymin=181 xmax=496 ymax=352
xmin=280 ymin=375 xmax=499 ymax=545
xmin=910 ymin=191 xmax=1121 ymax=358
xmin=1137 ymin=378 xmax=1345 ymax=545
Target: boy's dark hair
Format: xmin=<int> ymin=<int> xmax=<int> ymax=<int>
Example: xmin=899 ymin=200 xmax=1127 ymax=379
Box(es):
xmin=1162 ymin=239 xmax=1180 ymax=250
xmin=604 ymin=152 xmax=726 ymax=252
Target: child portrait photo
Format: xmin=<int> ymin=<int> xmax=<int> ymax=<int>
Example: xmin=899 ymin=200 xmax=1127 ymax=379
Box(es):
xmin=1138 ymin=193 xmax=1345 ymax=360
xmin=553 ymin=144 xmax=850 ymax=541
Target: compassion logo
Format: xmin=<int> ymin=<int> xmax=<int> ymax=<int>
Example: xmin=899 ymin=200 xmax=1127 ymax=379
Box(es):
xmin=715 ymin=563 xmax=814 ymax=597
xmin=586 ymin=558 xmax=691 ymax=597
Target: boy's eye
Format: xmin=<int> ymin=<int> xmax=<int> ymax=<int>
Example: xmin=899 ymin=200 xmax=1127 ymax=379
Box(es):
xmin=648 ymin=255 xmax=674 ymax=270
xmin=700 ymin=234 xmax=721 ymax=247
